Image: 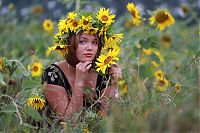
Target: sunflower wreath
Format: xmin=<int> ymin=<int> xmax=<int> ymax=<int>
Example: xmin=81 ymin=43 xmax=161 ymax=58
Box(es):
xmin=47 ymin=8 xmax=123 ymax=75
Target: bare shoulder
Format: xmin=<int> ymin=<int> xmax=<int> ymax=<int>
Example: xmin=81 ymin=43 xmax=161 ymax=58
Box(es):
xmin=55 ymin=60 xmax=70 ymax=71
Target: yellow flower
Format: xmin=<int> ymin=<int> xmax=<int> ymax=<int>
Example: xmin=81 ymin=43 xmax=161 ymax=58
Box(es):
xmin=154 ymin=78 xmax=169 ymax=92
xmin=82 ymin=128 xmax=90 ymax=133
xmin=97 ymin=8 xmax=115 ymax=26
xmin=27 ymin=95 xmax=46 ymax=110
xmin=46 ymin=44 xmax=69 ymax=57
xmin=154 ymin=70 xmax=165 ymax=80
xmin=107 ymin=33 xmax=123 ymax=44
xmin=99 ymin=26 xmax=108 ymax=36
xmin=160 ymin=34 xmax=172 ymax=48
xmin=103 ymin=43 xmax=120 ymax=52
xmin=79 ymin=16 xmax=92 ymax=30
xmin=103 ymin=33 xmax=123 ymax=51
xmin=58 ymin=19 xmax=69 ymax=34
xmin=43 ymin=19 xmax=54 ymax=32
xmin=28 ymin=61 xmax=43 ymax=77
xmin=174 ymin=82 xmax=181 ymax=93
xmin=139 ymin=56 xmax=147 ymax=64
xmin=84 ymin=27 xmax=98 ymax=35
xmin=95 ymin=49 xmax=120 ymax=74
xmin=68 ymin=19 xmax=80 ymax=33
xmin=118 ymin=79 xmax=128 ymax=96
xmin=67 ymin=12 xmax=78 ymax=21
xmin=142 ymin=48 xmax=153 ymax=55
xmin=149 ymin=9 xmax=175 ymax=31
xmin=153 ymin=50 xmax=164 ymax=63
xmin=0 ymin=57 xmax=4 ymax=70
xmin=126 ymin=2 xmax=142 ymax=26
xmin=151 ymin=61 xmax=160 ymax=67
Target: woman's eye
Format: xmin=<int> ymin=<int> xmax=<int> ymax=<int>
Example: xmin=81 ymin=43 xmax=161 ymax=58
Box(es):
xmin=79 ymin=40 xmax=86 ymax=44
xmin=92 ymin=42 xmax=97 ymax=45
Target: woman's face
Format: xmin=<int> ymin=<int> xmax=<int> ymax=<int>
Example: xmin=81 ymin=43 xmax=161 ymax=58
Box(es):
xmin=76 ymin=33 xmax=98 ymax=62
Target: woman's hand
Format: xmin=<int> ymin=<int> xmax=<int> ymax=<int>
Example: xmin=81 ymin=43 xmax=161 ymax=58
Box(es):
xmin=75 ymin=61 xmax=92 ymax=86
xmin=109 ymin=64 xmax=122 ymax=84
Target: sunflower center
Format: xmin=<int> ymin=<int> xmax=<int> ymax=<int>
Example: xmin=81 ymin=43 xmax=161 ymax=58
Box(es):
xmin=158 ymin=79 xmax=165 ymax=86
xmin=34 ymin=99 xmax=41 ymax=103
xmin=155 ymin=11 xmax=169 ymax=23
xmin=46 ymin=23 xmax=50 ymax=27
xmin=102 ymin=15 xmax=108 ymax=21
xmin=157 ymin=73 xmax=162 ymax=78
xmin=131 ymin=10 xmax=136 ymax=17
xmin=104 ymin=56 xmax=113 ymax=65
xmin=161 ymin=35 xmax=171 ymax=43
xmin=33 ymin=66 xmax=38 ymax=72
xmin=56 ymin=46 xmax=63 ymax=50
xmin=175 ymin=86 xmax=180 ymax=90
xmin=83 ymin=20 xmax=89 ymax=25
xmin=73 ymin=21 xmax=78 ymax=27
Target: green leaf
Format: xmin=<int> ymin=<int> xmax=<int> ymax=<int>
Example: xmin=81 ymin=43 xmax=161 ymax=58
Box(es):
xmin=23 ymin=71 xmax=31 ymax=77
xmin=1 ymin=105 xmax=16 ymax=113
xmin=0 ymin=74 xmax=6 ymax=87
xmin=23 ymin=123 xmax=38 ymax=129
xmin=22 ymin=79 xmax=36 ymax=90
xmin=24 ymin=106 xmax=41 ymax=122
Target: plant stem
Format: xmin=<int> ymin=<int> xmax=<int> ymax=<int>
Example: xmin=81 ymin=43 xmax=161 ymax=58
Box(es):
xmin=0 ymin=94 xmax=23 ymax=125
xmin=90 ymin=76 xmax=111 ymax=109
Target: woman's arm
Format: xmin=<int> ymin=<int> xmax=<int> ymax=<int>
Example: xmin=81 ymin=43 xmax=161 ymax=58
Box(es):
xmin=44 ymin=61 xmax=92 ymax=119
xmin=44 ymin=83 xmax=84 ymax=119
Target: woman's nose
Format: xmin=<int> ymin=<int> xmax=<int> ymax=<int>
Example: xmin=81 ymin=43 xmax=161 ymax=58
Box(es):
xmin=86 ymin=42 xmax=92 ymax=50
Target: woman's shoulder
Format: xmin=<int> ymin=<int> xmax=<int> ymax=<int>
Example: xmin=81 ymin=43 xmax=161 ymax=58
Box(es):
xmin=42 ymin=61 xmax=67 ymax=84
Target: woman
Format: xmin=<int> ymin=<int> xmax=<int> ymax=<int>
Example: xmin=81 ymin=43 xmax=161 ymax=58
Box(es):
xmin=42 ymin=9 xmax=122 ymax=119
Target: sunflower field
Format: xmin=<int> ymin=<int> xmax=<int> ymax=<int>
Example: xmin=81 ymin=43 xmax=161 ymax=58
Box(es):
xmin=0 ymin=0 xmax=199 ymax=132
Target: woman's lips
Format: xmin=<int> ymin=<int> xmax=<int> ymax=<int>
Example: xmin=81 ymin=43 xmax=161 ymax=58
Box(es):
xmin=84 ymin=53 xmax=93 ymax=58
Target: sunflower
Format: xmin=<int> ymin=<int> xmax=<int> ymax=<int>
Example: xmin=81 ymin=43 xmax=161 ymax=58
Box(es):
xmin=153 ymin=50 xmax=164 ymax=63
xmin=126 ymin=2 xmax=142 ymax=26
xmin=0 ymin=57 xmax=4 ymax=70
xmin=103 ymin=43 xmax=120 ymax=52
xmin=58 ymin=19 xmax=69 ymax=34
xmin=160 ymin=34 xmax=172 ymax=48
xmin=67 ymin=12 xmax=78 ymax=22
xmin=174 ymin=82 xmax=181 ymax=93
xmin=154 ymin=78 xmax=169 ymax=92
xmin=149 ymin=9 xmax=175 ymax=31
xmin=151 ymin=61 xmax=160 ymax=67
xmin=46 ymin=44 xmax=69 ymax=57
xmin=43 ymin=19 xmax=54 ymax=32
xmin=95 ymin=49 xmax=119 ymax=74
xmin=97 ymin=8 xmax=115 ymax=26
xmin=68 ymin=19 xmax=80 ymax=33
xmin=99 ymin=26 xmax=108 ymax=36
xmin=103 ymin=34 xmax=123 ymax=51
xmin=84 ymin=27 xmax=98 ymax=35
xmin=28 ymin=61 xmax=43 ymax=77
xmin=142 ymin=48 xmax=153 ymax=55
xmin=79 ymin=16 xmax=92 ymax=30
xmin=27 ymin=95 xmax=46 ymax=110
xmin=118 ymin=79 xmax=128 ymax=96
xmin=107 ymin=34 xmax=123 ymax=44
xmin=154 ymin=70 xmax=165 ymax=80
